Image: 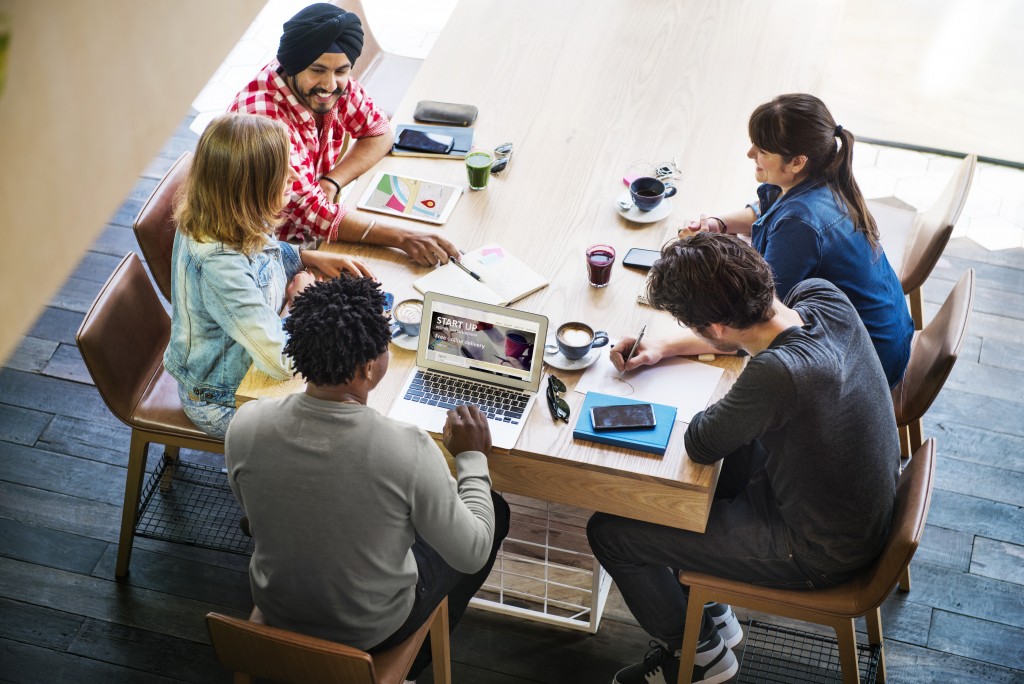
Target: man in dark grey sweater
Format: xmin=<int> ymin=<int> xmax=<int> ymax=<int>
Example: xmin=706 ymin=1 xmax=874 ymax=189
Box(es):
xmin=590 ymin=233 xmax=900 ymax=684
xmin=226 ymin=276 xmax=509 ymax=683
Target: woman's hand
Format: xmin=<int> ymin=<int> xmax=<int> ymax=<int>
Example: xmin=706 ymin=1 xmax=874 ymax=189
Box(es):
xmin=285 ymin=270 xmax=316 ymax=304
xmin=677 ymin=214 xmax=726 ymax=239
xmin=301 ymin=250 xmax=376 ymax=280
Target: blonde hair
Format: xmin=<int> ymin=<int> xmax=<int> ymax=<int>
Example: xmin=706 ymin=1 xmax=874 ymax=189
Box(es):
xmin=174 ymin=113 xmax=292 ymax=255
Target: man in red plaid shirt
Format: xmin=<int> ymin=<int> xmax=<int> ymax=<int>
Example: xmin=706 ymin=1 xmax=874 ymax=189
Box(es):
xmin=230 ymin=3 xmax=459 ymax=267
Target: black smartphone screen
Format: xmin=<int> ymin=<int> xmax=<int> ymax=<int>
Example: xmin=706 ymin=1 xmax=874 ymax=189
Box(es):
xmin=395 ymin=128 xmax=455 ymax=154
xmin=591 ymin=403 xmax=657 ymax=430
xmin=622 ymin=247 xmax=661 ymax=270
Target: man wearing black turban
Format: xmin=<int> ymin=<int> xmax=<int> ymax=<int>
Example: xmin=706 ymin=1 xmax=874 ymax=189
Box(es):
xmin=230 ymin=3 xmax=459 ymax=266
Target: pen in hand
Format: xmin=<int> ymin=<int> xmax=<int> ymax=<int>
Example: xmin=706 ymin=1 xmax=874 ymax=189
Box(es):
xmin=617 ymin=325 xmax=646 ymax=380
xmin=452 ymin=251 xmax=483 ymax=281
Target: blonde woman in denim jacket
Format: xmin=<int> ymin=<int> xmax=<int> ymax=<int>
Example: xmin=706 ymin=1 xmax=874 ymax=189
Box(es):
xmin=164 ymin=113 xmax=374 ymax=438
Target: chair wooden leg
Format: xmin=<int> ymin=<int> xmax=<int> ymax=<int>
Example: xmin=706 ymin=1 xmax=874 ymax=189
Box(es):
xmin=430 ymin=597 xmax=452 ymax=684
xmin=865 ymin=607 xmax=886 ymax=683
xmin=898 ymin=425 xmax=910 ymax=459
xmin=159 ymin=445 xmax=180 ymax=493
xmin=834 ymin=618 xmax=862 ymax=684
xmin=116 ymin=431 xmax=149 ymax=578
xmin=908 ymin=419 xmax=923 ymax=455
xmin=898 ymin=566 xmax=912 ymax=592
xmin=676 ymin=587 xmax=709 ymax=684
xmin=909 ymin=288 xmax=924 ymax=331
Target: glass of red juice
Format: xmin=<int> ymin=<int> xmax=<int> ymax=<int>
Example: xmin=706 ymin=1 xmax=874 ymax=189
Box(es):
xmin=586 ymin=245 xmax=616 ymax=287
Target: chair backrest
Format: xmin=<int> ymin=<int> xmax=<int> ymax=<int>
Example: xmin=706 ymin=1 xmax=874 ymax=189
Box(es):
xmin=76 ymin=252 xmax=170 ymax=426
xmin=331 ymin=0 xmax=384 ymax=83
xmin=901 ymin=153 xmax=977 ymax=292
xmin=852 ymin=439 xmax=935 ymax=603
xmin=133 ymin=152 xmax=191 ymax=302
xmin=891 ymin=269 xmax=975 ymax=425
xmin=206 ymin=612 xmax=380 ymax=684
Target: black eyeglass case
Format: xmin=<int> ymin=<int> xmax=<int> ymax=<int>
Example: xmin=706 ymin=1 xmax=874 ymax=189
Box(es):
xmin=413 ymin=100 xmax=479 ymax=127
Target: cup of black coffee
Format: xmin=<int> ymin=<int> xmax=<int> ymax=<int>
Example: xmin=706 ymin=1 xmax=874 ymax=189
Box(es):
xmin=393 ymin=299 xmax=424 ymax=337
xmin=629 ymin=176 xmax=677 ymax=212
xmin=547 ymin=322 xmax=610 ymax=360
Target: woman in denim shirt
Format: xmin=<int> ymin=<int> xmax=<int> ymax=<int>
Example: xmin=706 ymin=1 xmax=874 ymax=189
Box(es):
xmin=164 ymin=113 xmax=374 ymax=438
xmin=678 ymin=94 xmax=912 ymax=388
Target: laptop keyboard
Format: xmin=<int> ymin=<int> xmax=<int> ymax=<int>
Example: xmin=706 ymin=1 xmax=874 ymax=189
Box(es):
xmin=405 ymin=370 xmax=530 ymax=424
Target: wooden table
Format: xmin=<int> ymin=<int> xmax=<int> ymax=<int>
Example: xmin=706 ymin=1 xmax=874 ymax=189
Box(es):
xmin=237 ymin=0 xmax=844 ymax=535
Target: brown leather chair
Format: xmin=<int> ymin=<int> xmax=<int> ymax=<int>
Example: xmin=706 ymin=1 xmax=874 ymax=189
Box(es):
xmin=676 ymin=439 xmax=936 ymax=684
xmin=892 ymin=268 xmax=975 ymax=459
xmin=76 ymin=252 xmax=223 ymax=578
xmin=133 ymin=152 xmax=192 ymax=303
xmin=206 ymin=598 xmax=451 ymax=684
xmin=331 ymin=0 xmax=423 ymax=119
xmin=874 ymin=153 xmax=977 ymax=329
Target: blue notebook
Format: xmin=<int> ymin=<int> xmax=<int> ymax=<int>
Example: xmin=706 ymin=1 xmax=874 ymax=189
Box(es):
xmin=572 ymin=392 xmax=677 ymax=456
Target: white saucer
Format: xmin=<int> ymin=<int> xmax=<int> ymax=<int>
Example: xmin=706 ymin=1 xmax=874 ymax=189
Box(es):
xmin=390 ymin=332 xmax=418 ymax=351
xmin=544 ymin=346 xmax=603 ymax=371
xmin=615 ymin=190 xmax=673 ymax=224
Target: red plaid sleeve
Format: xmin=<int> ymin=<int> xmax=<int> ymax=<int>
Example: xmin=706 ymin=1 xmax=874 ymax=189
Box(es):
xmin=340 ymin=78 xmax=391 ymax=139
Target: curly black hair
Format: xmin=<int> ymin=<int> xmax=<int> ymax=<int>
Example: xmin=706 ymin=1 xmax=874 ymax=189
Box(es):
xmin=283 ymin=276 xmax=391 ymax=386
xmin=647 ymin=232 xmax=776 ymax=330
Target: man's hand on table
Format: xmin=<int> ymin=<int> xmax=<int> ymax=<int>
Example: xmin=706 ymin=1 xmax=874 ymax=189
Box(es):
xmin=443 ymin=405 xmax=492 ymax=456
xmin=610 ymin=335 xmax=665 ymax=373
xmin=397 ymin=230 xmax=460 ymax=267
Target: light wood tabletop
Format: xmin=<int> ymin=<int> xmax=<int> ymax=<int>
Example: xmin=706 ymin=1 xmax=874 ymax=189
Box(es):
xmin=237 ymin=0 xmax=844 ymax=532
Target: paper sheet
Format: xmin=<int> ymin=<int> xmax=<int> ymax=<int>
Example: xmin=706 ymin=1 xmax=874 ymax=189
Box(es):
xmin=574 ymin=353 xmax=725 ymax=423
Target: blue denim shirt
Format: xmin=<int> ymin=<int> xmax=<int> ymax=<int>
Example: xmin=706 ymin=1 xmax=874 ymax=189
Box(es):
xmin=164 ymin=231 xmax=302 ymax=407
xmin=751 ymin=180 xmax=913 ymax=387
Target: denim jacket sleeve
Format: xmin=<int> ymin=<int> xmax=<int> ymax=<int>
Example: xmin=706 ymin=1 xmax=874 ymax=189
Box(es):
xmin=278 ymin=240 xmax=303 ymax=281
xmin=761 ymin=218 xmax=823 ymax=300
xmin=199 ymin=250 xmax=293 ymax=381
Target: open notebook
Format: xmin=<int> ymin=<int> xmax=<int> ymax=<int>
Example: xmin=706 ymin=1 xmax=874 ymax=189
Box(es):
xmin=413 ymin=244 xmax=548 ymax=306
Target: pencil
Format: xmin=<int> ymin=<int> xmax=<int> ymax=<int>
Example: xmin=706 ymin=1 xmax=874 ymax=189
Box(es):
xmin=618 ymin=325 xmax=646 ymax=380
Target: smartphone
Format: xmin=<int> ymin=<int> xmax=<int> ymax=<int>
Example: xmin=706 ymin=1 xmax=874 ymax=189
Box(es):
xmin=394 ymin=128 xmax=456 ymax=155
xmin=591 ymin=403 xmax=657 ymax=430
xmin=622 ymin=247 xmax=660 ymax=270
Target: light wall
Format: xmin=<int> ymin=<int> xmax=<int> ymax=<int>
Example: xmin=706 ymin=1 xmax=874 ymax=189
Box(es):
xmin=0 ymin=0 xmax=263 ymax=364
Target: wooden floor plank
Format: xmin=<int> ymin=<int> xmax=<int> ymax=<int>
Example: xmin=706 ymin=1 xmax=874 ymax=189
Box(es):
xmin=0 ymin=517 xmax=108 ymax=575
xmin=970 ymin=537 xmax=1024 ymax=585
xmin=884 ymin=637 xmax=1024 ymax=684
xmin=980 ymin=337 xmax=1024 ymax=372
xmin=0 ymin=402 xmax=53 ymax=446
xmin=0 ymin=481 xmax=122 ymax=544
xmin=41 ymin=343 xmax=93 ymax=385
xmin=929 ymin=387 xmax=1024 ymax=440
xmin=3 ymin=336 xmax=58 ymax=373
xmin=926 ymin=609 xmax=1024 ymax=672
xmin=934 ymin=452 xmax=1024 ymax=508
xmin=931 ymin=420 xmax=1024 ymax=474
xmin=896 ymin=562 xmax=1024 ymax=629
xmin=24 ymin=306 xmax=83 ymax=346
xmin=70 ymin=251 xmax=128 ymax=285
xmin=0 ymin=557 xmax=234 ymax=644
xmin=68 ymin=618 xmax=229 ymax=684
xmin=37 ymin=414 xmax=132 ymax=467
xmin=0 ymin=637 xmax=186 ymax=684
xmin=914 ymin=489 xmax=1024 ymax=547
xmin=0 ymin=369 xmax=121 ymax=427
xmin=0 ymin=440 xmax=128 ymax=507
xmin=916 ymin=524 xmax=974 ymax=573
xmin=0 ymin=597 xmax=84 ymax=651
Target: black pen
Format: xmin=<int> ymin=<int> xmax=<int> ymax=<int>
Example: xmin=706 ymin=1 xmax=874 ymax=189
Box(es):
xmin=452 ymin=252 xmax=483 ymax=281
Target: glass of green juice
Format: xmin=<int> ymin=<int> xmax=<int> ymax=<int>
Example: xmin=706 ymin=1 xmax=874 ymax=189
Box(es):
xmin=465 ymin=151 xmax=492 ymax=190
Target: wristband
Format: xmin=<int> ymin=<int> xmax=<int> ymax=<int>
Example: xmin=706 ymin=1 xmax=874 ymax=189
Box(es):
xmin=320 ymin=176 xmax=342 ymax=201
xmin=359 ymin=219 xmax=377 ymax=243
xmin=709 ymin=216 xmax=728 ymax=234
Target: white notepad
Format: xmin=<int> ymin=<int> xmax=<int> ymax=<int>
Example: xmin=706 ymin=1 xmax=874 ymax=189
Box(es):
xmin=413 ymin=244 xmax=548 ymax=306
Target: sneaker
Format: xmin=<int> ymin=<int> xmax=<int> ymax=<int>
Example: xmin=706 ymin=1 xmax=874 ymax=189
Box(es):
xmin=705 ymin=602 xmax=743 ymax=648
xmin=612 ymin=632 xmax=738 ymax=684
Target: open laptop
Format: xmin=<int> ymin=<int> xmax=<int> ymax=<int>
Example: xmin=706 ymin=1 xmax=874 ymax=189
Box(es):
xmin=388 ymin=292 xmax=549 ymax=449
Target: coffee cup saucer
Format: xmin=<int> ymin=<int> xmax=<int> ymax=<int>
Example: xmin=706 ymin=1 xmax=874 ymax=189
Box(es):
xmin=543 ymin=345 xmax=603 ymax=371
xmin=390 ymin=331 xmax=418 ymax=351
xmin=615 ymin=190 xmax=673 ymax=224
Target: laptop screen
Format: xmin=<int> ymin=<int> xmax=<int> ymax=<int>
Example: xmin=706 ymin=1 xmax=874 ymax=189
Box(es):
xmin=416 ymin=293 xmax=548 ymax=392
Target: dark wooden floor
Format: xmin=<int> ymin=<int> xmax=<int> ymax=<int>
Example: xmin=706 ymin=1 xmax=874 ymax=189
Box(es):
xmin=2 ymin=119 xmax=1023 ymax=683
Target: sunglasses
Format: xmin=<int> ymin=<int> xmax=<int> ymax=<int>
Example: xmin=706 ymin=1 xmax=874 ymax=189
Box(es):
xmin=490 ymin=142 xmax=513 ymax=174
xmin=546 ymin=374 xmax=570 ymax=423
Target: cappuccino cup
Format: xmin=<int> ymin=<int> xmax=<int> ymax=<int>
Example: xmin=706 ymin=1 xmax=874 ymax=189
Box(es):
xmin=393 ymin=299 xmax=424 ymax=337
xmin=546 ymin=322 xmax=610 ymax=360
